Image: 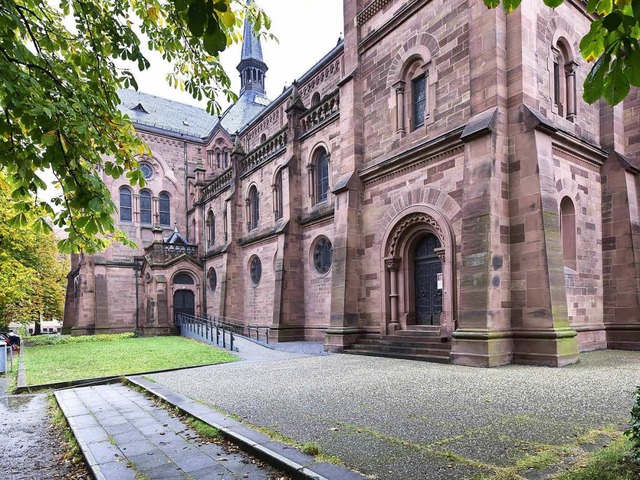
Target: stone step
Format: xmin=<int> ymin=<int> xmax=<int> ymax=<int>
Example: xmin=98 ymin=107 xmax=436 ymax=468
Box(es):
xmin=343 ymin=348 xmax=450 ymax=363
xmin=357 ymin=337 xmax=449 ymax=349
xmin=350 ymin=342 xmax=450 ymax=357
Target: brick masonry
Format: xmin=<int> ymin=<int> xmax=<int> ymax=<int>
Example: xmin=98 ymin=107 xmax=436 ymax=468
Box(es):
xmin=64 ymin=0 xmax=640 ymax=366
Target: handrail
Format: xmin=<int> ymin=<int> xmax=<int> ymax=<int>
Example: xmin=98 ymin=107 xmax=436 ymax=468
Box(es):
xmin=174 ymin=313 xmax=272 ymax=347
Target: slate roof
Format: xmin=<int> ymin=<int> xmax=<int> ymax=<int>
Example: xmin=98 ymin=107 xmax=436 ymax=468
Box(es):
xmin=117 ymin=89 xmax=218 ymax=139
xmin=164 ymin=226 xmax=190 ymax=245
xmin=219 ymin=89 xmax=269 ymax=134
xmin=240 ymin=13 xmax=264 ymax=64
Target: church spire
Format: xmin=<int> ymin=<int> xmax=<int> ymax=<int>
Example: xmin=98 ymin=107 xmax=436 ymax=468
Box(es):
xmin=237 ymin=3 xmax=268 ymax=95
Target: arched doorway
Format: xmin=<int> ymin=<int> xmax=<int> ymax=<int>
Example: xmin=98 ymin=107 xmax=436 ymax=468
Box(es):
xmin=413 ymin=234 xmax=442 ymax=325
xmin=173 ymin=290 xmax=195 ymax=318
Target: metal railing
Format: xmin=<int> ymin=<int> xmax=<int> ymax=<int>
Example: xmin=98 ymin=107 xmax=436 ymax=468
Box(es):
xmin=175 ymin=313 xmax=238 ymax=352
xmin=175 ymin=313 xmax=272 ymax=348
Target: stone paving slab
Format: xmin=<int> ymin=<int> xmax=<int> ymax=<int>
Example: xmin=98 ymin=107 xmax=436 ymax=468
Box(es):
xmin=54 ymin=384 xmax=285 ymax=480
xmin=147 ymin=349 xmax=640 ymax=480
xmin=127 ymin=375 xmax=368 ymax=480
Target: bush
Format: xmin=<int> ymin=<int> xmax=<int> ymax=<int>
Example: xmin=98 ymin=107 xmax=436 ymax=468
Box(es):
xmin=627 ymin=386 xmax=640 ymax=461
xmin=25 ymin=332 xmax=135 ymax=346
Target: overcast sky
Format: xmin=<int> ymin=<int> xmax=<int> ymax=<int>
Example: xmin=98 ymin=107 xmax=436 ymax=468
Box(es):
xmin=134 ymin=0 xmax=345 ymax=110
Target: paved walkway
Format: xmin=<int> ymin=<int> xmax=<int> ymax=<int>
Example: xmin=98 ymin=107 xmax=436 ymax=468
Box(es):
xmin=55 ymin=384 xmax=286 ymax=479
xmin=147 ymin=349 xmax=640 ymax=480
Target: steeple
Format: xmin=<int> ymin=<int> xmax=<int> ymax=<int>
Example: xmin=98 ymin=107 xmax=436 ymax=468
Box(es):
xmin=237 ymin=4 xmax=268 ymax=95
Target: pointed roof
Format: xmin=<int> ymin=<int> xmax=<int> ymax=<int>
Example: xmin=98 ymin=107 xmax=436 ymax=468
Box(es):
xmin=164 ymin=225 xmax=190 ymax=245
xmin=240 ymin=13 xmax=264 ymax=64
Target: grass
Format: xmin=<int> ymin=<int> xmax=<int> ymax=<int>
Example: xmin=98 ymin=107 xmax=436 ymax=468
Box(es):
xmin=185 ymin=416 xmax=223 ymax=440
xmin=555 ymin=435 xmax=640 ymax=480
xmin=24 ymin=335 xmax=237 ymax=385
xmin=26 ymin=332 xmax=135 ymax=346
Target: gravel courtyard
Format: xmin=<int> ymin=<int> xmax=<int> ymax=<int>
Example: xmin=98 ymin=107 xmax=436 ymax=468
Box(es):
xmin=148 ymin=349 xmax=640 ymax=479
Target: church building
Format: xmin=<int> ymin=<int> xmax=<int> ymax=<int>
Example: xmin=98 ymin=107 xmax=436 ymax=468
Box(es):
xmin=64 ymin=0 xmax=640 ymax=367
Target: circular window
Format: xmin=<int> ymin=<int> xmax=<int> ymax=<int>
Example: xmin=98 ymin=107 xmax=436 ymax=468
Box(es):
xmin=313 ymin=237 xmax=333 ymax=274
xmin=140 ymin=162 xmax=154 ymax=180
xmin=250 ymin=256 xmax=262 ymax=286
xmin=208 ymin=268 xmax=217 ymax=292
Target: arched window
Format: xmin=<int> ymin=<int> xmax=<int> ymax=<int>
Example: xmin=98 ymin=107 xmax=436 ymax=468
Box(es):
xmin=159 ymin=193 xmax=170 ymax=226
xmin=311 ymin=92 xmax=321 ymax=106
xmin=224 ymin=149 xmax=229 ymax=168
xmin=391 ymin=47 xmax=436 ymax=135
xmin=119 ymin=187 xmax=132 ymax=222
xmin=216 ymin=149 xmax=221 ymax=168
xmin=308 ymin=148 xmax=330 ymax=205
xmin=246 ymin=185 xmax=259 ymax=231
xmin=206 ymin=210 xmax=215 ymax=248
xmin=207 ymin=150 xmax=214 ymax=168
xmin=140 ymin=190 xmax=152 ymax=224
xmin=273 ymin=170 xmax=283 ymax=221
xmin=560 ymin=197 xmax=576 ymax=270
xmin=260 ymin=133 xmax=267 ymax=144
xmin=174 ymin=273 xmax=194 ymax=284
xmin=552 ymin=40 xmax=577 ymax=121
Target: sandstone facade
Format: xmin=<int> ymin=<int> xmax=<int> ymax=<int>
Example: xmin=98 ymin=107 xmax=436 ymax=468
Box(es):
xmin=64 ymin=0 xmax=640 ymax=366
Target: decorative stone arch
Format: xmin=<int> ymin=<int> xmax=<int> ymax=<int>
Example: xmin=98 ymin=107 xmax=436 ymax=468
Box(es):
xmin=388 ymin=34 xmax=439 ymax=134
xmin=545 ymin=18 xmax=579 ymax=120
xmin=271 ymin=165 xmax=285 ymax=220
xmin=307 ymin=142 xmax=331 ymax=204
xmin=380 ymin=204 xmax=457 ymax=337
xmin=556 ymin=179 xmax=581 ymax=273
xmin=135 ymin=155 xmax=180 ymax=191
xmin=169 ymin=268 xmax=202 ymax=322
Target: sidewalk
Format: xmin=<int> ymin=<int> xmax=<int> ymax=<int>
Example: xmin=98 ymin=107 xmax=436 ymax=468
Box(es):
xmin=146 ymin=348 xmax=640 ymax=480
xmin=55 ymin=384 xmax=286 ymax=480
xmin=54 ymin=341 xmax=366 ymax=480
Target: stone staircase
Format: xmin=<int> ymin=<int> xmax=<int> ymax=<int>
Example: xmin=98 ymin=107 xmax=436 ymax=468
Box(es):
xmin=344 ymin=326 xmax=451 ymax=363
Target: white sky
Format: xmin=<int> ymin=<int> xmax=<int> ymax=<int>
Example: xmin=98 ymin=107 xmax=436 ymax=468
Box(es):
xmin=134 ymin=0 xmax=345 ymax=110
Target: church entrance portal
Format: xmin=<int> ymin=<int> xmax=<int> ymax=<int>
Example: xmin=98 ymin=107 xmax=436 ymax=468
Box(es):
xmin=173 ymin=290 xmax=195 ymax=320
xmin=413 ymin=234 xmax=442 ymax=325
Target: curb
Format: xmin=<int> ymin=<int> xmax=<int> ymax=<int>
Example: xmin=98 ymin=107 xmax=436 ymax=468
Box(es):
xmin=125 ymin=375 xmax=366 ymax=480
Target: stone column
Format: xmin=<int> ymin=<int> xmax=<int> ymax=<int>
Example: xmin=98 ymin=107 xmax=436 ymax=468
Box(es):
xmin=385 ymin=257 xmax=401 ymax=334
xmin=565 ymin=61 xmax=578 ymax=121
xmin=393 ymin=81 xmax=406 ymax=134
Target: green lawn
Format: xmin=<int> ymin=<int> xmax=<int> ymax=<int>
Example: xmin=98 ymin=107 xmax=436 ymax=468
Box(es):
xmin=23 ymin=335 xmax=238 ymax=385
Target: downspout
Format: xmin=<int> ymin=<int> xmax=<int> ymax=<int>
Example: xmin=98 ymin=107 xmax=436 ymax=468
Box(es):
xmin=184 ymin=142 xmax=189 ymax=239
xmin=201 ymin=202 xmax=207 ymax=316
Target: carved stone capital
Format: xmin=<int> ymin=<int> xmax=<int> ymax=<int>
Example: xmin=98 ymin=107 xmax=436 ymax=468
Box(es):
xmin=385 ymin=257 xmax=401 ymax=271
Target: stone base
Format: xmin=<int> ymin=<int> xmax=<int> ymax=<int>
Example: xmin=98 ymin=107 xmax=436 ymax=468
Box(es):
xmin=574 ymin=325 xmax=607 ymax=352
xmin=138 ymin=326 xmax=173 ymax=336
xmin=268 ymin=325 xmax=306 ymax=342
xmin=324 ymin=327 xmax=366 ymax=352
xmin=450 ymin=329 xmax=513 ymax=367
xmin=71 ymin=325 xmax=134 ymax=336
xmin=606 ymin=324 xmax=640 ymax=350
xmin=512 ymin=328 xmax=579 ymax=366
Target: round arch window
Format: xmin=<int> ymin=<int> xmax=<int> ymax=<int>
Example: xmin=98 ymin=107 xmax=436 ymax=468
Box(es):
xmin=250 ymin=256 xmax=262 ymax=286
xmin=140 ymin=162 xmax=154 ymax=180
xmin=208 ymin=268 xmax=217 ymax=292
xmin=174 ymin=273 xmax=194 ymax=285
xmin=313 ymin=236 xmax=333 ymax=274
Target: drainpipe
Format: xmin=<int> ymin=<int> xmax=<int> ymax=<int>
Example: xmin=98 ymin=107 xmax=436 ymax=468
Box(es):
xmin=201 ymin=202 xmax=207 ymax=316
xmin=184 ymin=142 xmax=189 ymax=240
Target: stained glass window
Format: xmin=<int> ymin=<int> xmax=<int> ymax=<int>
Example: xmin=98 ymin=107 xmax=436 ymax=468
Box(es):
xmin=313 ymin=237 xmax=333 ymax=274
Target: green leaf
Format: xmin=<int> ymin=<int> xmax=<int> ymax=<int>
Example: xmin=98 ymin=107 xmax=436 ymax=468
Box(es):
xmin=603 ymin=58 xmax=630 ymax=104
xmin=484 ymin=0 xmax=500 ymax=8
xmin=580 ymin=21 xmax=606 ymax=62
xmin=625 ymin=43 xmax=640 ymax=86
xmin=187 ymin=0 xmax=207 ymax=37
xmin=583 ymin=53 xmax=611 ymax=103
xmin=603 ymin=11 xmax=623 ymax=31
xmin=543 ymin=0 xmax=563 ymax=8
xmin=503 ymin=0 xmax=522 ymax=12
